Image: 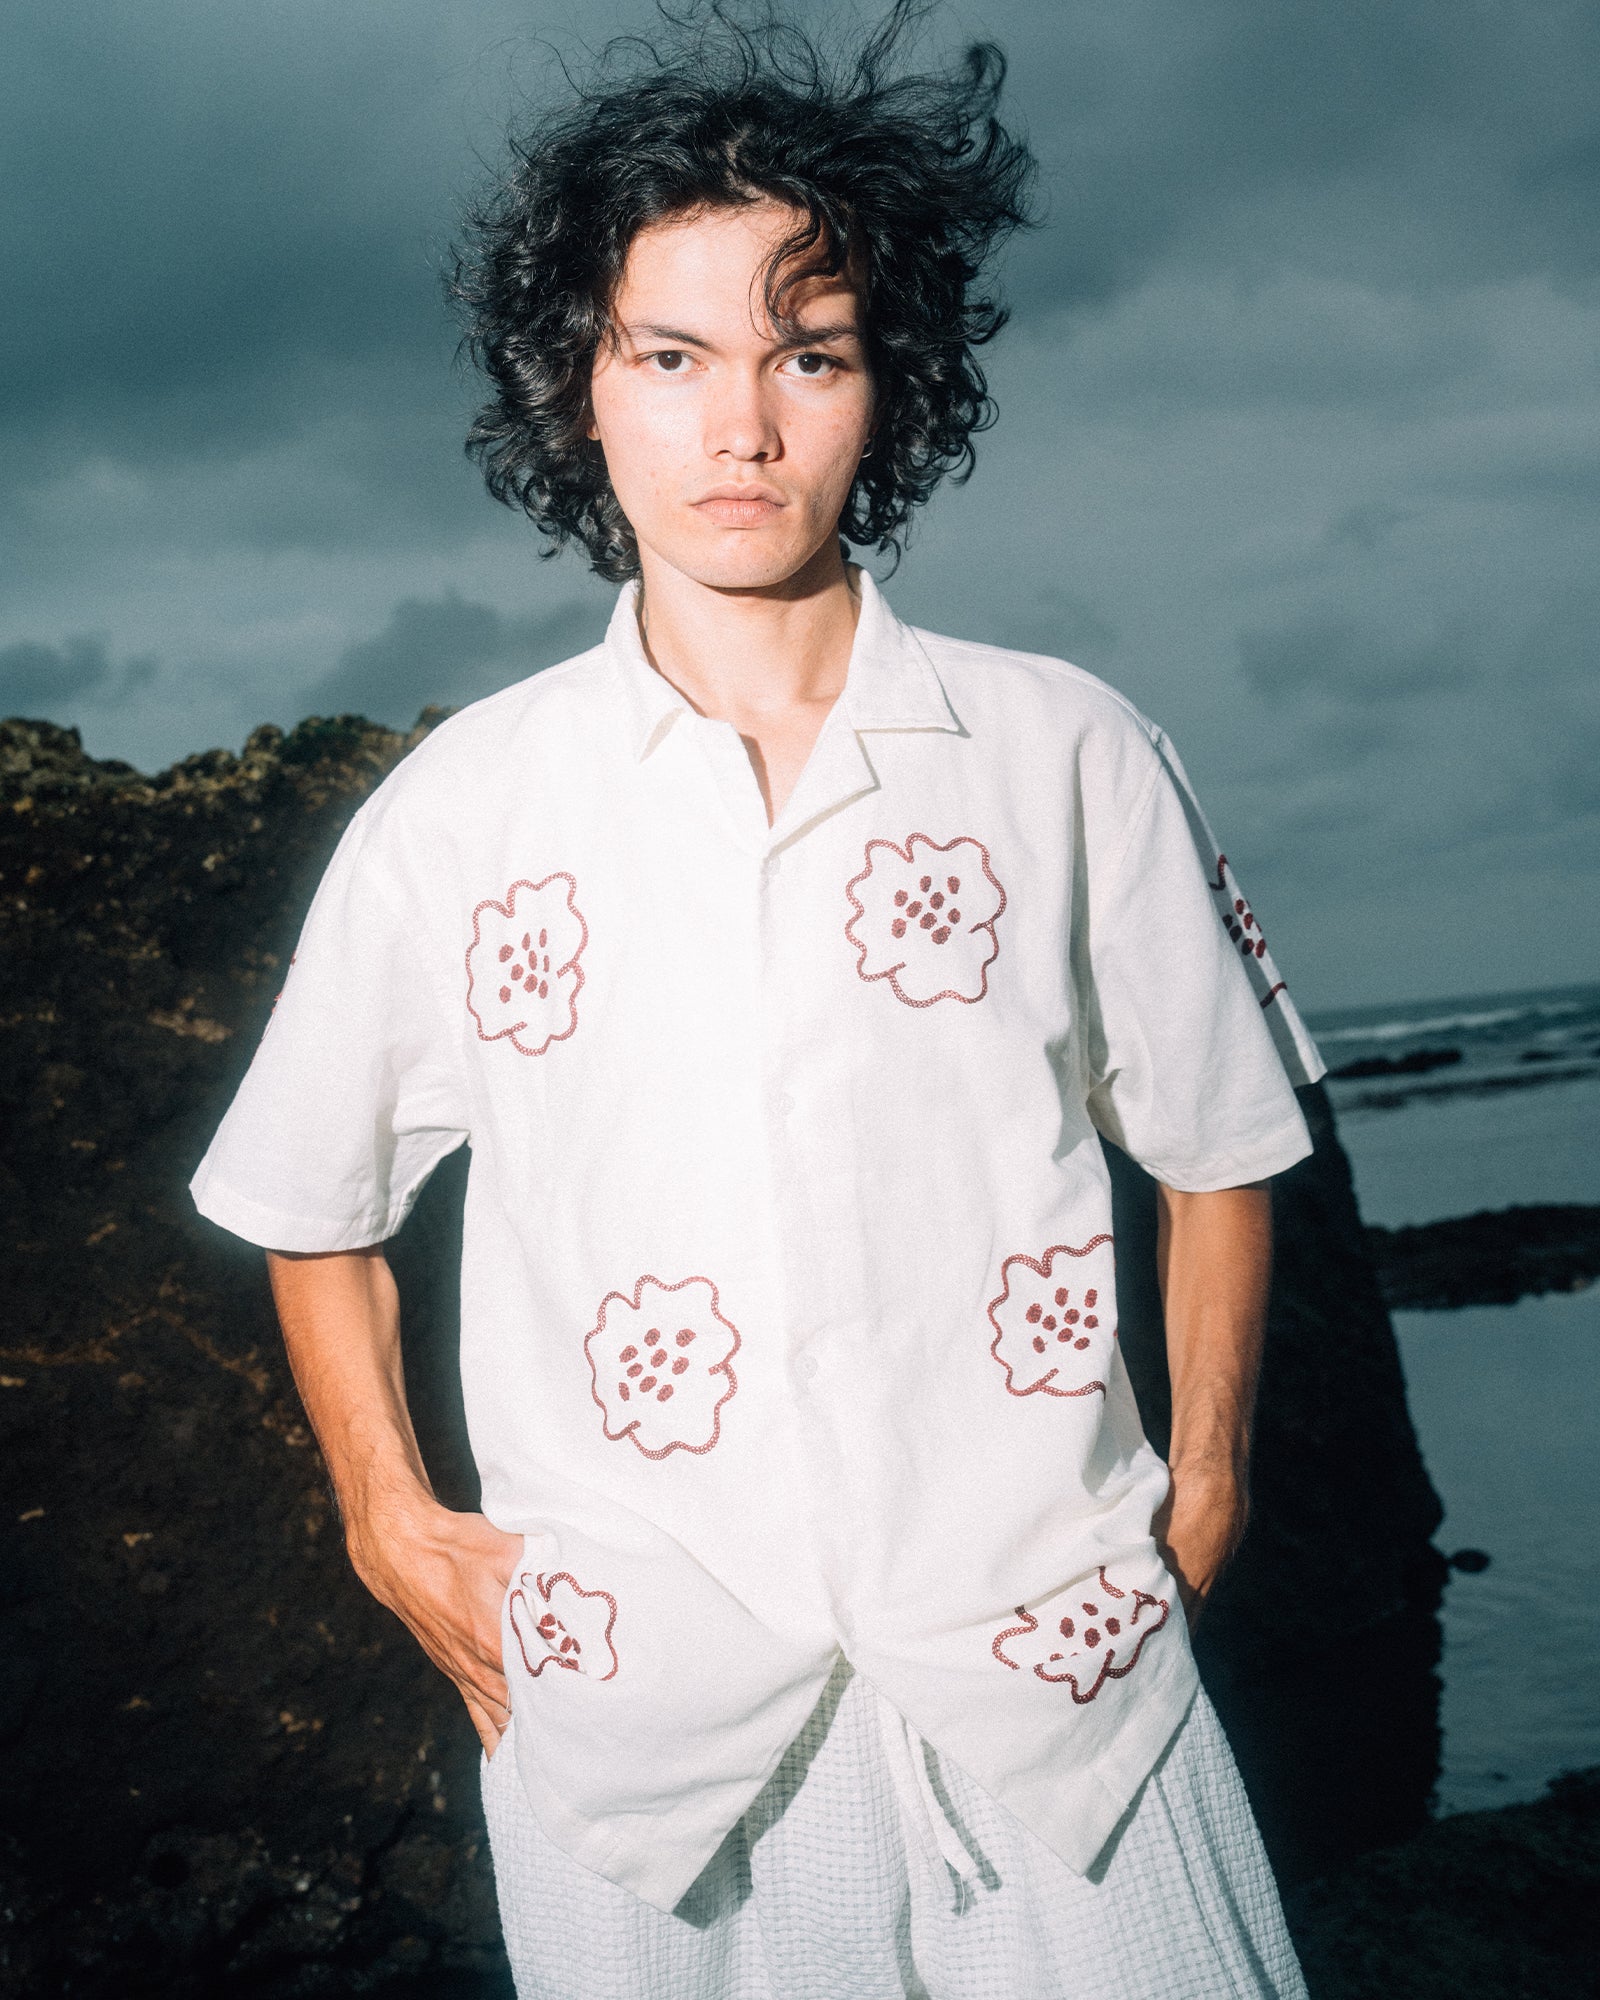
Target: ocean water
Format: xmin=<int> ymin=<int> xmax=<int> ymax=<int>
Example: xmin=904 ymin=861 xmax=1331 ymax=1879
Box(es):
xmin=1303 ymin=983 xmax=1600 ymax=1818
xmin=1314 ymin=982 xmax=1600 ymax=1225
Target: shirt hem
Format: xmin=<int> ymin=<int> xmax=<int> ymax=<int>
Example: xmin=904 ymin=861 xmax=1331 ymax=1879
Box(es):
xmin=189 ymin=1167 xmax=407 ymax=1253
xmin=1133 ymin=1106 xmax=1314 ymax=1194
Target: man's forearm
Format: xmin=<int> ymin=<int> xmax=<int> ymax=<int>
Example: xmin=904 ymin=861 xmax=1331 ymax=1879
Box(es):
xmin=1155 ymin=1182 xmax=1272 ymax=1477
xmin=266 ymin=1245 xmax=436 ymax=1556
xmin=265 ymin=1244 xmax=521 ymax=1751
xmin=1150 ymin=1182 xmax=1272 ymax=1625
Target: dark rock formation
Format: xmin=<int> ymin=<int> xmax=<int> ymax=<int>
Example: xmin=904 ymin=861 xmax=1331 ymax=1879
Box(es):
xmin=1108 ymin=1086 xmax=1448 ymax=1884
xmin=1369 ymin=1204 xmax=1600 ymax=1310
xmin=1328 ymin=1046 xmax=1462 ymax=1080
xmin=1285 ymin=1764 xmax=1600 ymax=1999
xmin=0 ymin=711 xmax=1462 ymax=1990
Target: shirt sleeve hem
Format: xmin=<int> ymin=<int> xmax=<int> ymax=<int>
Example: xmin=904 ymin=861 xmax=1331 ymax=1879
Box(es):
xmin=1132 ymin=1106 xmax=1314 ymax=1194
xmin=189 ymin=1168 xmax=407 ymax=1253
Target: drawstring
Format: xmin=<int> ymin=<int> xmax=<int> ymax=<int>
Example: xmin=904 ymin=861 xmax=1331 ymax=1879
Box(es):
xmin=874 ymin=1689 xmax=979 ymax=1899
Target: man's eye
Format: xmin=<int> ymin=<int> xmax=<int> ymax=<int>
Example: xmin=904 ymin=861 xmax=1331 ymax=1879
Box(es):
xmin=649 ymin=351 xmax=689 ymax=372
xmin=789 ymin=353 xmax=836 ymax=377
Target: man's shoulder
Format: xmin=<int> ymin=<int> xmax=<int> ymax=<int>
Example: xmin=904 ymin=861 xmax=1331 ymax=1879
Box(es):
xmin=908 ymin=623 xmax=1164 ymax=753
xmin=360 ymin=644 xmax=612 ymax=819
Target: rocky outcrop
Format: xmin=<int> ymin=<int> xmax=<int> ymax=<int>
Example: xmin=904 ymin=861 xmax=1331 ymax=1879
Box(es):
xmin=1108 ymin=1084 xmax=1449 ymax=1883
xmin=0 ymin=711 xmax=1460 ymax=1990
xmin=1285 ymin=1764 xmax=1600 ymax=1999
xmin=1369 ymin=1204 xmax=1600 ymax=1310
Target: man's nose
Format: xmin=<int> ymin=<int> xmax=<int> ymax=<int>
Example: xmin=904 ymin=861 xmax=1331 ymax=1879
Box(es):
xmin=706 ymin=370 xmax=781 ymax=462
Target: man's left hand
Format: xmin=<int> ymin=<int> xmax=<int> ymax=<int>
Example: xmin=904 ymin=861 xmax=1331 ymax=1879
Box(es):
xmin=1152 ymin=1461 xmax=1250 ymax=1635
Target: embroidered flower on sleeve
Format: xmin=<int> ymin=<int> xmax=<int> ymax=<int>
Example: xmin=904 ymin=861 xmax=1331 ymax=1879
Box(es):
xmin=465 ymin=873 xmax=588 ymax=1056
xmin=987 ymin=1237 xmax=1117 ymax=1399
xmin=844 ymin=833 xmax=1006 ymax=1008
xmin=1208 ymin=854 xmax=1287 ymax=1011
xmin=991 ymin=1565 xmax=1168 ymax=1702
xmin=585 ymin=1275 xmax=741 ymax=1459
xmin=508 ymin=1569 xmax=619 ymax=1681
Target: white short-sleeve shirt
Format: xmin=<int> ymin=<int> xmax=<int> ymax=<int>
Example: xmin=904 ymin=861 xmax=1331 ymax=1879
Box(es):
xmin=192 ymin=566 xmax=1325 ymax=1912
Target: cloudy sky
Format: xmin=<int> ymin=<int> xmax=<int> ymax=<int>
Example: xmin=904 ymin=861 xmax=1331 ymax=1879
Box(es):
xmin=6 ymin=0 xmax=1597 ymax=1008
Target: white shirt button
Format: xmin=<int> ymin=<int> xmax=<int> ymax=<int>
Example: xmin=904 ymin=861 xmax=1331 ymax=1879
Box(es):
xmin=776 ymin=1090 xmax=796 ymax=1118
xmin=766 ymin=853 xmax=782 ymax=877
xmin=797 ymin=1355 xmax=818 ymax=1383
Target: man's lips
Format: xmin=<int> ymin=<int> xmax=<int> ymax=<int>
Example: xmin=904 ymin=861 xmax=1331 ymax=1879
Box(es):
xmin=691 ymin=487 xmax=786 ymax=526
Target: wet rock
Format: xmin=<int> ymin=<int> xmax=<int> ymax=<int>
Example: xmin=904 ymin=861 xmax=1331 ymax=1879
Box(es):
xmin=1109 ymin=1083 xmax=1449 ymax=1881
xmin=1285 ymin=1765 xmax=1600 ymax=1999
xmin=1328 ymin=1046 xmax=1462 ymax=1080
xmin=1369 ymin=1203 xmax=1600 ymax=1309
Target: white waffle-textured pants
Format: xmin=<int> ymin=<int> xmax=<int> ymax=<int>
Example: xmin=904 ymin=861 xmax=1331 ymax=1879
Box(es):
xmin=481 ymin=1658 xmax=1311 ymax=1999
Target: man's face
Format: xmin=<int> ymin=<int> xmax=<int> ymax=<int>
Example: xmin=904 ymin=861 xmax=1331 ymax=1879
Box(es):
xmin=587 ymin=201 xmax=876 ymax=593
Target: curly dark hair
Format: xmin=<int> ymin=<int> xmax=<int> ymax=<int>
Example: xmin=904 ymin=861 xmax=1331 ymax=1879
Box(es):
xmin=449 ymin=1 xmax=1037 ymax=582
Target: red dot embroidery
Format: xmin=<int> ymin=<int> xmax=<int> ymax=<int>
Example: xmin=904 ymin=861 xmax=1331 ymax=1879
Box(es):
xmin=465 ymin=873 xmax=588 ymax=1059
xmin=584 ymin=1278 xmax=740 ymax=1460
xmin=844 ymin=834 xmax=1006 ymax=1009
xmin=1208 ymin=854 xmax=1289 ymax=1011
xmin=992 ymin=1567 xmax=1170 ymax=1700
xmin=508 ymin=1570 xmax=620 ymax=1684
xmin=987 ymin=1237 xmax=1116 ymax=1400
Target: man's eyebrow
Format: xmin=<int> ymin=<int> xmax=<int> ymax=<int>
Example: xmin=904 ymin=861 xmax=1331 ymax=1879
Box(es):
xmin=623 ymin=320 xmax=864 ymax=350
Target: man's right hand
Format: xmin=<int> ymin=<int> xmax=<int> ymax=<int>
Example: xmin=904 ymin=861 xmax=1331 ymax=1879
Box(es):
xmin=347 ymin=1496 xmax=524 ymax=1757
xmin=265 ymin=1246 xmax=526 ymax=1761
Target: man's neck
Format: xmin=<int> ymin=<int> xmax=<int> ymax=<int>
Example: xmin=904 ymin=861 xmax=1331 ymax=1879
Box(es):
xmin=634 ymin=541 xmax=860 ymax=737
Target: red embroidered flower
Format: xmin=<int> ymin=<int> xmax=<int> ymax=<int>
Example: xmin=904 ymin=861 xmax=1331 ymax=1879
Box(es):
xmin=1207 ymin=854 xmax=1287 ymax=1011
xmin=465 ymin=873 xmax=588 ymax=1057
xmin=508 ymin=1569 xmax=619 ymax=1681
xmin=585 ymin=1274 xmax=741 ymax=1459
xmin=987 ymin=1236 xmax=1117 ymax=1399
xmin=992 ymin=1565 xmax=1169 ymax=1702
xmin=844 ymin=833 xmax=1006 ymax=1008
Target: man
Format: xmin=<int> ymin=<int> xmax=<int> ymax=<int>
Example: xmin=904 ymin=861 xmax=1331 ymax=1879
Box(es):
xmin=192 ymin=10 xmax=1323 ymax=1994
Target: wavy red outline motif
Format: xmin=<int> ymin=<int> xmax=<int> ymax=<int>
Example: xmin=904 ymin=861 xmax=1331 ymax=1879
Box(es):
xmin=843 ymin=832 xmax=1007 ymax=1009
xmin=1207 ymin=853 xmax=1285 ymax=1011
xmin=986 ymin=1236 xmax=1115 ymax=1399
xmin=991 ymin=1566 xmax=1169 ymax=1702
xmin=508 ymin=1569 xmax=619 ymax=1681
xmin=464 ymin=873 xmax=588 ymax=1057
xmin=584 ymin=1273 xmax=742 ymax=1460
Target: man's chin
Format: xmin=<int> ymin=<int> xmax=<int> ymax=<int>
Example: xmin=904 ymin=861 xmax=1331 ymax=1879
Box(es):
xmin=642 ymin=525 xmax=842 ymax=595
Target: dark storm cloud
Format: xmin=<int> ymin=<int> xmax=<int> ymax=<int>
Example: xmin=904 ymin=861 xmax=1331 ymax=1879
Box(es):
xmin=309 ymin=592 xmax=605 ymax=727
xmin=0 ymin=636 xmax=158 ymax=712
xmin=1239 ymin=615 xmax=1468 ymax=703
xmin=2 ymin=0 xmax=1597 ymax=998
xmin=993 ymin=0 xmax=1600 ymax=319
xmin=0 ymin=1 xmax=471 ymax=460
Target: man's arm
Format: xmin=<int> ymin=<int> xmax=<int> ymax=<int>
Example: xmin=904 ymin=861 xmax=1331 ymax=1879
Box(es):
xmin=266 ymin=1246 xmax=522 ymax=1754
xmin=1148 ymin=1182 xmax=1273 ymax=1634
